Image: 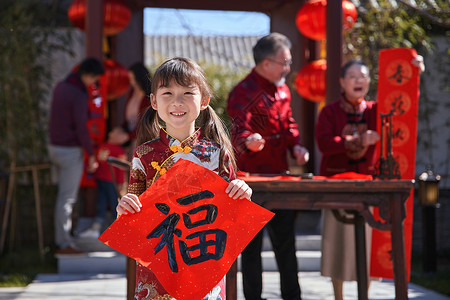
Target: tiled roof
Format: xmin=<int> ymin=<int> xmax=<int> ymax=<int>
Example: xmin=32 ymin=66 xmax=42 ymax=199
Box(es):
xmin=144 ymin=35 xmax=260 ymax=70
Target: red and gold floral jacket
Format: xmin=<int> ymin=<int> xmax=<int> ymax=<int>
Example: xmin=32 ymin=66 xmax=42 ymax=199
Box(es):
xmin=128 ymin=128 xmax=232 ymax=300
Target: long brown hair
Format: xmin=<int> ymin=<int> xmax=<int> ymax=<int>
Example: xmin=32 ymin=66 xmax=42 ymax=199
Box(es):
xmin=136 ymin=57 xmax=236 ymax=174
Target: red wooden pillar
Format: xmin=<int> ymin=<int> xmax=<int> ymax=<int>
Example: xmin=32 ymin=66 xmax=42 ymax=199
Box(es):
xmin=271 ymin=0 xmax=315 ymax=173
xmin=325 ymin=0 xmax=342 ymax=104
xmin=86 ymin=0 xmax=103 ymax=59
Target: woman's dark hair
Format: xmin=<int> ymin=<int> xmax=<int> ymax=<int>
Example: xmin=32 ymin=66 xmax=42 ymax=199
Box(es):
xmin=129 ymin=62 xmax=151 ymax=96
xmin=340 ymin=60 xmax=369 ymax=78
xmin=78 ymin=57 xmax=104 ymax=76
xmin=137 ymin=57 xmax=236 ymax=174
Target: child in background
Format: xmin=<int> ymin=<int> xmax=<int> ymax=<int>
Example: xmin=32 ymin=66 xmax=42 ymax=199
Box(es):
xmin=80 ymin=127 xmax=128 ymax=239
xmin=116 ymin=57 xmax=252 ymax=300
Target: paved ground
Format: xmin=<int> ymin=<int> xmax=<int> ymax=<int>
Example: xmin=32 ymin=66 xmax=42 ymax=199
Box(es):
xmin=1 ymin=272 xmax=449 ymax=300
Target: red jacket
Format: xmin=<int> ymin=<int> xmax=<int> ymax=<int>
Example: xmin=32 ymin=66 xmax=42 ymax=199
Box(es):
xmin=227 ymin=69 xmax=302 ymax=174
xmin=95 ymin=142 xmax=126 ymax=183
xmin=315 ymin=96 xmax=378 ymax=176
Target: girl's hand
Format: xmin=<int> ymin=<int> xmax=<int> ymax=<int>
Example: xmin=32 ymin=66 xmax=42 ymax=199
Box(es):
xmin=226 ymin=179 xmax=252 ymax=200
xmin=117 ymin=193 xmax=142 ymax=215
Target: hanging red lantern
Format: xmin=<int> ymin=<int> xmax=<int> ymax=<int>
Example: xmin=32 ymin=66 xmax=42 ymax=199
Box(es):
xmin=68 ymin=0 xmax=132 ymax=36
xmin=103 ymin=59 xmax=130 ymax=100
xmin=294 ymin=59 xmax=327 ymax=102
xmin=295 ymin=0 xmax=357 ymax=41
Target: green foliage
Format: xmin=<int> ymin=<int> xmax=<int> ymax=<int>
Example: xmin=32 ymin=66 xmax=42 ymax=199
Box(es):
xmin=411 ymin=251 xmax=450 ymax=296
xmin=0 ymin=247 xmax=57 ymax=287
xmin=343 ymin=0 xmax=449 ymax=98
xmin=0 ymin=0 xmax=73 ymax=169
xmin=199 ymin=61 xmax=248 ymax=127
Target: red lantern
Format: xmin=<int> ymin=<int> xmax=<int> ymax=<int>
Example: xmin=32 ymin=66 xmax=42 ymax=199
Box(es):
xmin=295 ymin=0 xmax=357 ymax=41
xmin=294 ymin=59 xmax=327 ymax=102
xmin=68 ymin=0 xmax=131 ymax=36
xmin=103 ymin=59 xmax=130 ymax=100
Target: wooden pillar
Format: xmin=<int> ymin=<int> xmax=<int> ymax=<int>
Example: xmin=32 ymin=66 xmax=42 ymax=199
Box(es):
xmin=326 ymin=0 xmax=342 ymax=104
xmin=110 ymin=10 xmax=144 ymax=128
xmin=86 ymin=0 xmax=103 ymax=59
xmin=271 ymin=0 xmax=315 ymax=173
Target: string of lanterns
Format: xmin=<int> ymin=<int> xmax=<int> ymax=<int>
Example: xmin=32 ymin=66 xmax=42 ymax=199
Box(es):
xmin=294 ymin=0 xmax=357 ymax=102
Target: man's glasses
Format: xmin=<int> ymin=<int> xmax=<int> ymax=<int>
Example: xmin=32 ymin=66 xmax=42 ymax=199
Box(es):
xmin=267 ymin=58 xmax=292 ymax=67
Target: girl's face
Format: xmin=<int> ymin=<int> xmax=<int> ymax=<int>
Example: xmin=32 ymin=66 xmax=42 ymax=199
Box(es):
xmin=150 ymin=80 xmax=209 ymax=141
xmin=339 ymin=64 xmax=371 ymax=104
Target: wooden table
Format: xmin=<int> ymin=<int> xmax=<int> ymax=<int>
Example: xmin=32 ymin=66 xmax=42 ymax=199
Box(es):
xmin=225 ymin=178 xmax=414 ymax=300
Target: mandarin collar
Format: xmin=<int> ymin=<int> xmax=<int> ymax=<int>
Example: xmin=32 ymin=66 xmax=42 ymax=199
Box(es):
xmin=159 ymin=127 xmax=201 ymax=148
xmin=339 ymin=93 xmax=367 ymax=114
xmin=251 ymin=69 xmax=278 ymax=91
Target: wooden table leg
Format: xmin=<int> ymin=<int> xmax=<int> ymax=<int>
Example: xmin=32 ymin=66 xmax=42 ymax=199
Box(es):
xmin=354 ymin=212 xmax=368 ymax=300
xmin=126 ymin=257 xmax=136 ymax=300
xmin=391 ymin=195 xmax=408 ymax=300
xmin=226 ymin=260 xmax=237 ymax=300
xmin=32 ymin=167 xmax=45 ymax=262
xmin=0 ymin=162 xmax=15 ymax=254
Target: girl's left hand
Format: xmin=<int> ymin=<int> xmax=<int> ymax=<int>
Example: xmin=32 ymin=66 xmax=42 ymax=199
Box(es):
xmin=226 ymin=179 xmax=252 ymax=200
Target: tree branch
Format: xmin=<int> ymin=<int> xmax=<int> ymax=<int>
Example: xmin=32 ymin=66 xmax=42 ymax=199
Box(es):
xmin=397 ymin=0 xmax=450 ymax=28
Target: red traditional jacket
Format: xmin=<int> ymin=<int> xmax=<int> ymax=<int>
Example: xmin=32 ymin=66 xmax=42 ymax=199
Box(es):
xmin=315 ymin=95 xmax=378 ymax=176
xmin=94 ymin=142 xmax=126 ymax=183
xmin=128 ymin=128 xmax=233 ymax=300
xmin=227 ymin=69 xmax=302 ymax=174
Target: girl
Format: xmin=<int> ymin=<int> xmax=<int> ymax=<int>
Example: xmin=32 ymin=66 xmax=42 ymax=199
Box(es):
xmin=117 ymin=57 xmax=252 ymax=300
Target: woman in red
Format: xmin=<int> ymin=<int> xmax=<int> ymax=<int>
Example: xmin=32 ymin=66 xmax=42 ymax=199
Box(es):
xmin=121 ymin=62 xmax=152 ymax=157
xmin=316 ymin=57 xmax=424 ymax=300
xmin=316 ymin=60 xmax=379 ymax=300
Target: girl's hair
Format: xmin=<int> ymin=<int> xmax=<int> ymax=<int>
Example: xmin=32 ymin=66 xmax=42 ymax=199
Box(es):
xmin=128 ymin=62 xmax=152 ymax=96
xmin=136 ymin=57 xmax=236 ymax=174
xmin=340 ymin=59 xmax=369 ymax=78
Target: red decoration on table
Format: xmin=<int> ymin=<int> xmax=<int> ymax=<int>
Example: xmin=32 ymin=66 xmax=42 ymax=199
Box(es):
xmin=68 ymin=0 xmax=131 ymax=36
xmin=371 ymin=48 xmax=420 ymax=280
xmin=295 ymin=0 xmax=357 ymax=41
xmin=294 ymin=59 xmax=326 ymax=102
xmin=99 ymin=159 xmax=274 ymax=300
xmin=103 ymin=59 xmax=130 ymax=100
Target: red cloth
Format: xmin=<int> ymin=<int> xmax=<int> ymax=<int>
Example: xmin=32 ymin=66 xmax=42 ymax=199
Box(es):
xmin=315 ymin=96 xmax=378 ymax=176
xmin=227 ymin=69 xmax=302 ymax=173
xmin=94 ymin=142 xmax=126 ymax=183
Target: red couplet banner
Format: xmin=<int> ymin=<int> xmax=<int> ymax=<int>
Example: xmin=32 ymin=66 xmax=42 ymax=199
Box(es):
xmin=371 ymin=48 xmax=420 ymax=280
xmin=99 ymin=159 xmax=274 ymax=300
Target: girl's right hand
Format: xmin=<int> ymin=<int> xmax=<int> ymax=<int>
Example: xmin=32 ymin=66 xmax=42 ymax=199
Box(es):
xmin=117 ymin=193 xmax=142 ymax=215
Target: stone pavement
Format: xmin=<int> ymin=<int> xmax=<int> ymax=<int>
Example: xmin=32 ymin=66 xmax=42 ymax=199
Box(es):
xmin=1 ymin=271 xmax=449 ymax=300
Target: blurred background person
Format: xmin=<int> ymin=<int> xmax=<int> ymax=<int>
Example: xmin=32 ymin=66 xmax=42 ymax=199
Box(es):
xmin=78 ymin=127 xmax=128 ymax=239
xmin=316 ymin=56 xmax=424 ymax=300
xmin=228 ymin=32 xmax=309 ymax=300
xmin=120 ymin=62 xmax=151 ymax=158
xmin=48 ymin=57 xmax=104 ymax=255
